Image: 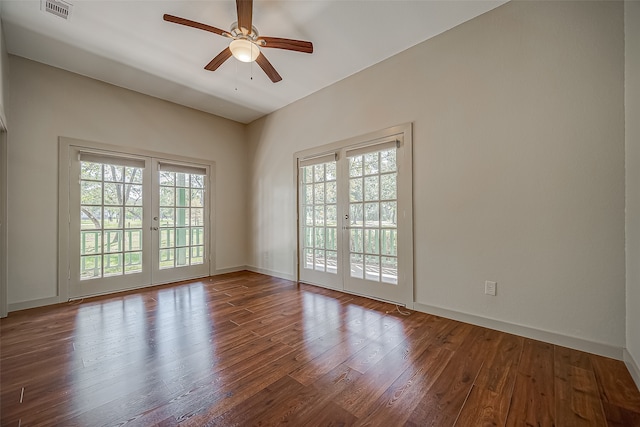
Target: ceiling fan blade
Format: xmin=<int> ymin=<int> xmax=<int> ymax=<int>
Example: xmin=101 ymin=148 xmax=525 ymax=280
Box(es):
xmin=255 ymin=52 xmax=282 ymax=83
xmin=163 ymin=14 xmax=229 ymax=37
xmin=257 ymin=36 xmax=313 ymax=54
xmin=236 ymin=0 xmax=253 ymax=35
xmin=205 ymin=47 xmax=233 ymax=71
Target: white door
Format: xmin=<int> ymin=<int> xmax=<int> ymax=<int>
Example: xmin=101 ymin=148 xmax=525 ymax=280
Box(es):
xmin=297 ymin=127 xmax=413 ymax=307
xmin=343 ymin=139 xmax=412 ymax=305
xmin=298 ymin=154 xmax=341 ymax=289
xmin=152 ymin=160 xmax=210 ymax=284
xmin=70 ymin=149 xmax=152 ymax=297
xmin=68 ymin=147 xmax=211 ymax=298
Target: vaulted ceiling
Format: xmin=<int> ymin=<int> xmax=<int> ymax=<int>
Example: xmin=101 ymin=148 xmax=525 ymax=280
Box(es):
xmin=0 ymin=0 xmax=506 ymax=123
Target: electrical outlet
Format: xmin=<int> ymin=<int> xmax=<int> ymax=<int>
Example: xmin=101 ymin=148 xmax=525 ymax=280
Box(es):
xmin=485 ymin=281 xmax=497 ymax=296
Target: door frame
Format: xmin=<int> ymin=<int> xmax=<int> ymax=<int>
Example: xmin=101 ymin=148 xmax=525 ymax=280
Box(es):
xmin=58 ymin=137 xmax=216 ymax=301
xmin=293 ymin=123 xmax=414 ymax=308
xmin=0 ymin=118 xmax=7 ymax=317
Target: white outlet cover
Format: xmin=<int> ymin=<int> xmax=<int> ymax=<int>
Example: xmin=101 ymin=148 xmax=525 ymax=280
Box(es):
xmin=485 ymin=281 xmax=497 ymax=296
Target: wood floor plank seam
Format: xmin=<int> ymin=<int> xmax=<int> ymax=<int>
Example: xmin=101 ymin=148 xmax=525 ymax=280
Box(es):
xmin=501 ymin=335 xmax=526 ymax=427
xmin=451 ymin=359 xmax=486 ymax=426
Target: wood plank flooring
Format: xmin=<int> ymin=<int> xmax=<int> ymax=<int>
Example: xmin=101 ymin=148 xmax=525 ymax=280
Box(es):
xmin=1 ymin=271 xmax=640 ymax=426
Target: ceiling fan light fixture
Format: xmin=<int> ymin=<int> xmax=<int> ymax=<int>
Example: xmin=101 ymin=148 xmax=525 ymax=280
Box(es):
xmin=229 ymin=39 xmax=259 ymax=63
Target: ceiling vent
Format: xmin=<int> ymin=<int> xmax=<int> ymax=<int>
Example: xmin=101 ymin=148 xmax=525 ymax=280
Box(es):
xmin=41 ymin=0 xmax=72 ymax=20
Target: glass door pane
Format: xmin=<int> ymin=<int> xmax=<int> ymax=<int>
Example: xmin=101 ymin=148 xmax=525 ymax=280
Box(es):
xmin=347 ymin=148 xmax=398 ymax=285
xmin=80 ymin=162 xmax=144 ymax=279
xmin=298 ymin=158 xmax=341 ymax=289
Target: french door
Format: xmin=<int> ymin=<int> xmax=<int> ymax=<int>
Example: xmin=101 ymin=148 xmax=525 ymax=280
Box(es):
xmin=151 ymin=160 xmax=209 ymax=284
xmin=298 ymin=126 xmax=413 ymax=306
xmin=67 ymin=145 xmax=211 ymax=299
xmin=298 ymin=154 xmax=342 ymax=290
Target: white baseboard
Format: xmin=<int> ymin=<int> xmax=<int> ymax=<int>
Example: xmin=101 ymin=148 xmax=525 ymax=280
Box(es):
xmin=8 ymin=296 xmax=62 ymax=313
xmin=246 ymin=265 xmax=295 ymax=281
xmin=413 ymin=302 xmax=623 ymax=360
xmin=624 ymin=348 xmax=640 ymax=391
xmin=214 ymin=265 xmax=249 ymax=275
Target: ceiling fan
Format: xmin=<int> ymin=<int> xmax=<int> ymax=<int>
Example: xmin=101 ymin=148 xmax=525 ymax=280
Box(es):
xmin=163 ymin=0 xmax=314 ymax=83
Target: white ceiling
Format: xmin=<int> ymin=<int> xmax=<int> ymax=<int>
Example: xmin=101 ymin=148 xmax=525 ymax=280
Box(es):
xmin=0 ymin=0 xmax=507 ymax=124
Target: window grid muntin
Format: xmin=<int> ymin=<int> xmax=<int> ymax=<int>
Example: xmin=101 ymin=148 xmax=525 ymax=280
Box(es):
xmin=80 ymin=162 xmax=143 ymax=280
xmin=301 ymin=161 xmax=338 ymax=274
xmin=348 ymin=148 xmax=398 ymax=284
xmin=158 ymin=171 xmax=205 ymax=269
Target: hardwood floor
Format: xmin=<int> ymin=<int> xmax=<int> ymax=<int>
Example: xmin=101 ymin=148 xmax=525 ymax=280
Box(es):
xmin=1 ymin=271 xmax=640 ymax=426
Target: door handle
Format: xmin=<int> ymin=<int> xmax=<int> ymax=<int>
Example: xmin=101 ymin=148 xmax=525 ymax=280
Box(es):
xmin=151 ymin=226 xmax=158 ymax=231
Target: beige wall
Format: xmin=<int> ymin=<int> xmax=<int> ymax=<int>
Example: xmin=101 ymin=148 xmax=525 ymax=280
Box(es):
xmin=7 ymin=56 xmax=247 ymax=306
xmin=625 ymin=0 xmax=640 ymax=385
xmin=247 ymin=1 xmax=626 ymax=352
